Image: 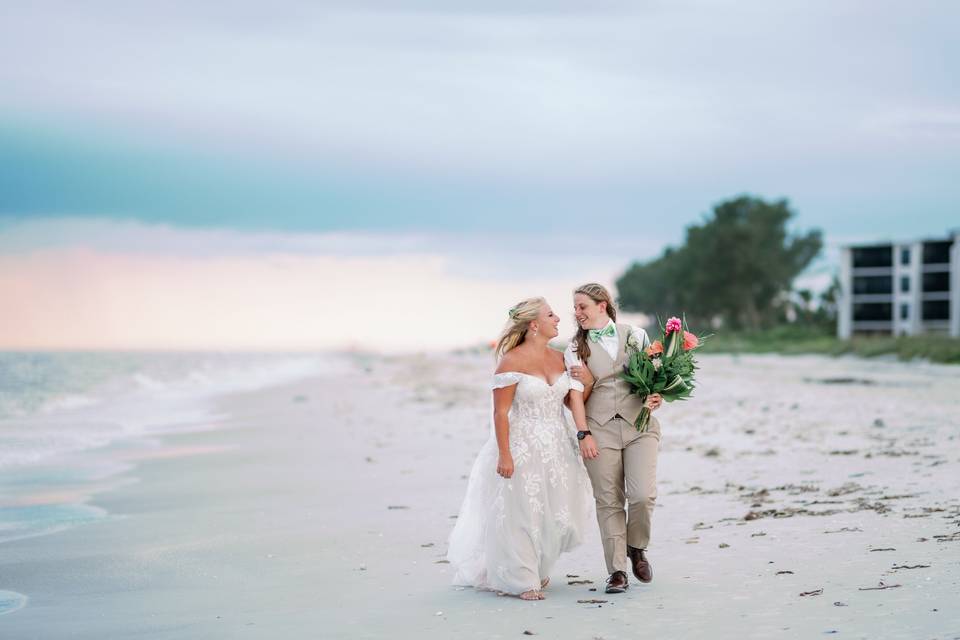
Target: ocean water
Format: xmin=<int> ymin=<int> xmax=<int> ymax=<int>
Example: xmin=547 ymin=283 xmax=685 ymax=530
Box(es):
xmin=0 ymin=352 xmax=329 ymax=466
xmin=0 ymin=352 xmax=331 ymax=546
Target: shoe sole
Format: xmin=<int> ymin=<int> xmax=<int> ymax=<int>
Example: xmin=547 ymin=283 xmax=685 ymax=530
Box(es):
xmin=605 ymin=586 xmax=628 ymax=594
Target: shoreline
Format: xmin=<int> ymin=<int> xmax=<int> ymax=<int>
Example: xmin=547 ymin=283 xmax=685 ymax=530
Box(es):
xmin=0 ymin=352 xmax=331 ymax=547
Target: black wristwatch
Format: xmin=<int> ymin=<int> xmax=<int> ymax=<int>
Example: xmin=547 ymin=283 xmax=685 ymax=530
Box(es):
xmin=576 ymin=430 xmax=592 ymax=441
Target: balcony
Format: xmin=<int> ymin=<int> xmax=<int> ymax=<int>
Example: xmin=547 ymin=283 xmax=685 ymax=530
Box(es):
xmin=921 ymin=271 xmax=951 ymax=293
xmin=922 ymin=300 xmax=950 ymax=321
xmin=851 ymin=321 xmax=894 ymax=335
xmin=852 ymin=275 xmax=893 ymax=295
xmin=922 ymin=241 xmax=952 ymax=264
xmin=853 ymin=302 xmax=893 ymax=322
xmin=852 ymin=246 xmax=893 ymax=268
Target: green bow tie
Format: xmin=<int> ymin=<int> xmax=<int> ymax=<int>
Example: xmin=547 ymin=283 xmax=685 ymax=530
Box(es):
xmin=588 ymin=324 xmax=616 ymax=342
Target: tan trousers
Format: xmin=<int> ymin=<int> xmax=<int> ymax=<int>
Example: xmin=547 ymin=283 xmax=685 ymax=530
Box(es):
xmin=583 ymin=414 xmax=660 ymax=575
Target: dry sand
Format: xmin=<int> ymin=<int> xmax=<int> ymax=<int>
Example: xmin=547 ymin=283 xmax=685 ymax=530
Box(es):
xmin=1 ymin=351 xmax=958 ymax=639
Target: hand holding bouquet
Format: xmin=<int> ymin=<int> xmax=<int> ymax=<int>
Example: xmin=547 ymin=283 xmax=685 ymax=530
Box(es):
xmin=621 ymin=316 xmax=705 ymax=432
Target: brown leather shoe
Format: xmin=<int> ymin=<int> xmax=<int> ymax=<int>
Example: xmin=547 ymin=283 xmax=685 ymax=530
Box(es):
xmin=604 ymin=570 xmax=629 ymax=593
xmin=628 ymin=546 xmax=653 ymax=583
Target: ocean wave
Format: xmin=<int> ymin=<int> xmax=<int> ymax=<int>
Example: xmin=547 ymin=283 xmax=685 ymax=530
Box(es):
xmin=0 ymin=352 xmax=339 ymax=469
xmin=0 ymin=590 xmax=28 ymax=616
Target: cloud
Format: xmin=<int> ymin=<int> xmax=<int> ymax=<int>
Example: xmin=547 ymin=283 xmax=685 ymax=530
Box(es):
xmin=860 ymin=108 xmax=960 ymax=141
xmin=2 ymin=1 xmax=957 ymax=183
xmin=0 ymin=217 xmax=666 ymax=269
xmin=0 ymin=218 xmax=646 ymax=350
xmin=0 ymin=247 xmax=622 ymax=351
xmin=0 ymin=2 xmax=957 ymax=248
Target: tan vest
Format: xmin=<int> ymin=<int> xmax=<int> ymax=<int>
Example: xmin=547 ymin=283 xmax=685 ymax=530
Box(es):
xmin=584 ymin=323 xmax=646 ymax=426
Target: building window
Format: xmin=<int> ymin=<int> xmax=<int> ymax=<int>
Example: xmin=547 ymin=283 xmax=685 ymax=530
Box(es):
xmin=901 ymin=276 xmax=910 ymax=292
xmin=922 ymin=300 xmax=950 ymax=321
xmin=900 ymin=304 xmax=909 ymax=320
xmin=853 ymin=275 xmax=893 ymax=295
xmin=922 ymin=241 xmax=952 ymax=264
xmin=901 ymin=247 xmax=910 ymax=265
xmin=852 ymin=246 xmax=893 ymax=268
xmin=922 ymin=271 xmax=950 ymax=293
xmin=853 ymin=303 xmax=893 ymax=322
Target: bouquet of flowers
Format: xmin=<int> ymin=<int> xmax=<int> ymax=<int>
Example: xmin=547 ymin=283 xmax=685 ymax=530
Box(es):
xmin=621 ymin=316 xmax=704 ymax=432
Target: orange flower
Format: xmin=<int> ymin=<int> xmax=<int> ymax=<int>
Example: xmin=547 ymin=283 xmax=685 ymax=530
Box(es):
xmin=683 ymin=331 xmax=699 ymax=350
xmin=645 ymin=340 xmax=664 ymax=357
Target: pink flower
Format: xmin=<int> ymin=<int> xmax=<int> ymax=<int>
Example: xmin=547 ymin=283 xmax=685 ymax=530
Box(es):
xmin=645 ymin=340 xmax=664 ymax=357
xmin=665 ymin=317 xmax=682 ymax=334
xmin=683 ymin=331 xmax=699 ymax=350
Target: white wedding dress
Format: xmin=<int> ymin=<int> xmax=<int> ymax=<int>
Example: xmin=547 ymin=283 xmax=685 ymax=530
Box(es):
xmin=447 ymin=371 xmax=593 ymax=595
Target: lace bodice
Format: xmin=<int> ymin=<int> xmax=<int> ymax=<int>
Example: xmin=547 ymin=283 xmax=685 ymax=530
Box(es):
xmin=492 ymin=371 xmax=574 ymax=438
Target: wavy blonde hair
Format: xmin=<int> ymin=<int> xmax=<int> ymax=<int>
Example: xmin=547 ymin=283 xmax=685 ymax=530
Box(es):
xmin=495 ymin=297 xmax=546 ymax=359
xmin=572 ymin=283 xmax=617 ymax=361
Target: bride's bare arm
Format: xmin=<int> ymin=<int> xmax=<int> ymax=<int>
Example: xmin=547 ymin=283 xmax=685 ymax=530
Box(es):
xmin=493 ymin=385 xmax=517 ymax=478
xmin=572 ymin=365 xmax=594 ymax=403
xmin=564 ymin=344 xmax=594 ymax=405
xmin=568 ymin=390 xmax=598 ymax=459
xmin=564 ymin=365 xmax=594 ymax=407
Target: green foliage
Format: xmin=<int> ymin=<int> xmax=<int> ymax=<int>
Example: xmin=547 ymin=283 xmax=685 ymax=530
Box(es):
xmin=622 ymin=349 xmax=655 ymax=394
xmin=617 ymin=195 xmax=822 ymax=330
xmin=620 ymin=318 xmax=705 ymax=431
xmin=662 ymin=349 xmax=698 ymax=397
xmin=702 ymin=327 xmax=960 ymax=364
xmin=778 ymin=276 xmax=840 ymax=330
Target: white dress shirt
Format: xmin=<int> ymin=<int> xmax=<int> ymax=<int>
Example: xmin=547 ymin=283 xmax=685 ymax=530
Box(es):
xmin=563 ymin=319 xmax=650 ymax=391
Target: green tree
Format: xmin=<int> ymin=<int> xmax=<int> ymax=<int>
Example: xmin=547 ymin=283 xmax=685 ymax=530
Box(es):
xmin=617 ymin=195 xmax=822 ymax=330
xmin=811 ymin=275 xmax=840 ymax=329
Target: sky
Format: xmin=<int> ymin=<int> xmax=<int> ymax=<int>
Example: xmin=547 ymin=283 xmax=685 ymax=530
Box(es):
xmin=1 ymin=1 xmax=957 ymax=350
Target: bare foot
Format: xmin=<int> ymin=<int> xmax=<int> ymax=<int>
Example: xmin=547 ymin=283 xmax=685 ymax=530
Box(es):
xmin=520 ymin=589 xmax=544 ymax=600
xmin=540 ymin=577 xmax=550 ymax=589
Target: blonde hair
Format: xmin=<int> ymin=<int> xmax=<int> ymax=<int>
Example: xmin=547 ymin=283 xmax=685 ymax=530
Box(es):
xmin=495 ymin=297 xmax=546 ymax=358
xmin=572 ymin=283 xmax=617 ymax=361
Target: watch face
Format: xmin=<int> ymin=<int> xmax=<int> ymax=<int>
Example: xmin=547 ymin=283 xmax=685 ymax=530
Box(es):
xmin=577 ymin=431 xmax=586 ymax=440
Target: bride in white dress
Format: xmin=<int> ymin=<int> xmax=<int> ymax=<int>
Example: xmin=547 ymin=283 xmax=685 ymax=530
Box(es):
xmin=447 ymin=297 xmax=595 ymax=600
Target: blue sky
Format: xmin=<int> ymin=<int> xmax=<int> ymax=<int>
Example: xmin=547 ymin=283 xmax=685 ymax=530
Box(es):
xmin=0 ymin=2 xmax=957 ymax=349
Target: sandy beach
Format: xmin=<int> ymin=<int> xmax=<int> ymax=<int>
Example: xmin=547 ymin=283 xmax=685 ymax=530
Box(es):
xmin=1 ymin=351 xmax=959 ymax=639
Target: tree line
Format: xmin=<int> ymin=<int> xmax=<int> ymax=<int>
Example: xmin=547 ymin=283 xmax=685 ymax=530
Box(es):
xmin=616 ymin=195 xmax=836 ymax=332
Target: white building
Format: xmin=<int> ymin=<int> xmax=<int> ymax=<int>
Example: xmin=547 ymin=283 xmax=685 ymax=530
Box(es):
xmin=837 ymin=231 xmax=960 ymax=338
